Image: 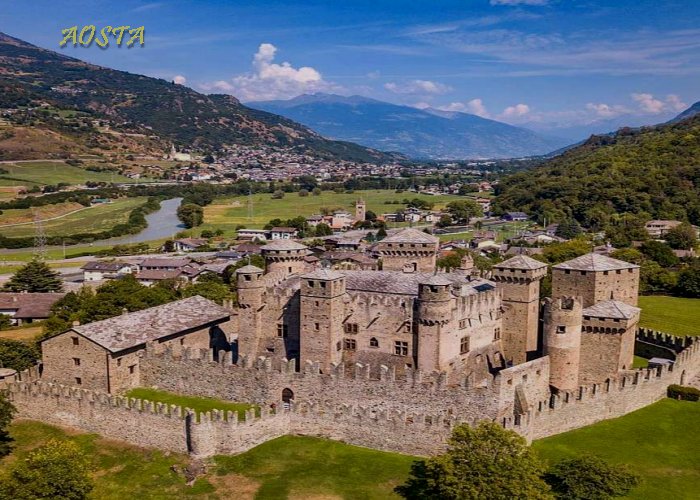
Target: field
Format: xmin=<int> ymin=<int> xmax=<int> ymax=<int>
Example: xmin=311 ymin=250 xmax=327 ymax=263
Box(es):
xmin=0 ymin=200 xmax=86 ymax=225
xmin=0 ymin=160 xmax=134 ymax=187
xmin=124 ymin=388 xmax=258 ymax=421
xmin=3 ymin=399 xmax=697 ymax=499
xmin=0 ymin=197 xmax=146 ymax=238
xmin=638 ymin=296 xmax=700 ymax=337
xmin=202 ymin=190 xmax=464 ymax=231
xmin=533 ymin=399 xmax=700 ymax=499
xmin=0 ymin=324 xmax=43 ymax=341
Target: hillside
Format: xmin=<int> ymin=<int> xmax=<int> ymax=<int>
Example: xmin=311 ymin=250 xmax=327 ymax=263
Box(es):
xmin=668 ymin=100 xmax=700 ymax=124
xmin=0 ymin=32 xmax=395 ymax=162
xmin=249 ymin=93 xmax=569 ymax=160
xmin=493 ymin=114 xmax=700 ymax=226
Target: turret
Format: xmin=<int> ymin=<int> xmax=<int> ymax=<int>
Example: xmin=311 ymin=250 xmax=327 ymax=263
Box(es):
xmin=261 ymin=240 xmax=308 ymax=276
xmin=416 ymin=275 xmax=453 ymax=372
xmin=355 ymin=199 xmax=366 ymax=222
xmin=235 ymin=265 xmax=265 ymax=360
xmin=492 ymin=255 xmax=548 ymax=364
xmin=458 ymin=253 xmax=474 ymax=276
xmin=543 ymin=296 xmax=582 ymax=392
xmin=375 ymin=228 xmax=439 ymax=273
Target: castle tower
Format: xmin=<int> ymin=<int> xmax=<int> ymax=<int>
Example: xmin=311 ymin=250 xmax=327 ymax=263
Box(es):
xmin=416 ymin=275 xmax=453 ymax=372
xmin=458 ymin=253 xmax=474 ymax=276
xmin=235 ymin=264 xmax=265 ymax=360
xmin=355 ymin=199 xmax=366 ymax=223
xmin=492 ymin=255 xmax=548 ymax=364
xmin=375 ymin=228 xmax=439 ymax=273
xmin=261 ymin=240 xmax=308 ymax=276
xmin=543 ymin=296 xmax=582 ymax=392
xmin=552 ymin=253 xmax=640 ymax=308
xmin=299 ymin=269 xmax=347 ymax=373
xmin=578 ymin=300 xmax=641 ymax=383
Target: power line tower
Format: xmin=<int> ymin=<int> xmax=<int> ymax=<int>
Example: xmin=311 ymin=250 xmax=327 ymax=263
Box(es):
xmin=33 ymin=210 xmax=48 ymax=261
xmin=247 ymin=187 xmax=254 ymax=222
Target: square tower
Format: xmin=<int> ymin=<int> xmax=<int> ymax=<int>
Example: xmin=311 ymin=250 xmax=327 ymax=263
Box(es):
xmin=375 ymin=228 xmax=439 ymax=273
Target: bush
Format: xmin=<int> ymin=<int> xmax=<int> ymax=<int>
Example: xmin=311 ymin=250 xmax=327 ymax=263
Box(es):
xmin=667 ymin=384 xmax=700 ymax=401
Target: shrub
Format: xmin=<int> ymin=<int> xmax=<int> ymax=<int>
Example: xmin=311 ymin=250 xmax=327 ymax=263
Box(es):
xmin=667 ymin=384 xmax=700 ymax=401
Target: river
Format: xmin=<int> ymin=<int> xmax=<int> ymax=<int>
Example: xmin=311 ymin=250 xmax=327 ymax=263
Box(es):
xmin=96 ymin=197 xmax=184 ymax=246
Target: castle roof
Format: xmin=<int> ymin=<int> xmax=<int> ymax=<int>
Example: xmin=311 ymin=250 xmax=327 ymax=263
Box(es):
xmin=235 ymin=264 xmax=264 ymax=274
xmin=419 ymin=274 xmax=455 ymax=286
xmin=261 ymin=240 xmax=307 ymax=251
xmin=381 ymin=228 xmax=439 ymax=244
xmin=342 ymin=271 xmax=493 ymax=296
xmin=64 ymin=296 xmax=230 ymax=353
xmin=494 ymin=255 xmax=547 ymax=270
xmin=302 ymin=269 xmax=345 ymax=280
xmin=582 ymin=300 xmax=640 ymax=320
xmin=553 ymin=253 xmax=639 ymax=272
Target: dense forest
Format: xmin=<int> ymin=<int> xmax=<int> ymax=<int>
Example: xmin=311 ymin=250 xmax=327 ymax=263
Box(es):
xmin=493 ymin=114 xmax=700 ymax=228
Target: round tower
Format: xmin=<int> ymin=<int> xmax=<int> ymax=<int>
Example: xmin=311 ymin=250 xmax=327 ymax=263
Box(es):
xmin=416 ymin=275 xmax=453 ymax=372
xmin=543 ymin=296 xmax=582 ymax=392
xmin=236 ymin=264 xmax=265 ymax=307
xmin=261 ymin=240 xmax=308 ymax=276
xmin=235 ymin=264 xmax=265 ymax=360
xmin=458 ymin=253 xmax=474 ymax=276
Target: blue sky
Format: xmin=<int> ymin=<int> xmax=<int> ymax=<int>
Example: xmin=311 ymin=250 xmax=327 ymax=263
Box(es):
xmin=2 ymin=0 xmax=699 ymax=137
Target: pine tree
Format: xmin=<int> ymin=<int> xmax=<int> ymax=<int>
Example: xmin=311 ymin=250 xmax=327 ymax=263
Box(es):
xmin=3 ymin=259 xmax=63 ymax=293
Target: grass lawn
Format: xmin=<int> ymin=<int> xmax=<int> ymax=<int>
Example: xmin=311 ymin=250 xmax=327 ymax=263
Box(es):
xmin=124 ymin=388 xmax=258 ymax=421
xmin=0 ymin=161 xmax=133 ymax=187
xmin=0 ymin=324 xmax=43 ymax=341
xmin=638 ymin=296 xmax=700 ymax=336
xmin=633 ymin=355 xmax=649 ymax=368
xmin=0 ymin=197 xmax=146 ymax=238
xmin=202 ymin=190 xmax=464 ymax=232
xmin=533 ymin=399 xmax=700 ymax=499
xmin=213 ymin=435 xmax=414 ymax=499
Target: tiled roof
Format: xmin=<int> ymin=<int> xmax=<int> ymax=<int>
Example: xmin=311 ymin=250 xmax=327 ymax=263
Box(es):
xmin=81 ymin=261 xmax=130 ymax=272
xmin=261 ymin=240 xmax=308 ymax=251
xmin=271 ymin=227 xmax=297 ymax=232
xmin=301 ymin=269 xmax=345 ymax=280
xmin=342 ymin=271 xmax=492 ymax=296
xmin=381 ymin=228 xmax=439 ymax=244
xmin=553 ymin=253 xmax=639 ymax=271
xmin=419 ymin=274 xmax=455 ymax=286
xmin=0 ymin=292 xmax=66 ymax=319
xmin=235 ymin=264 xmax=264 ymax=274
xmin=582 ymin=300 xmax=640 ymax=320
xmin=495 ymin=255 xmax=547 ymax=270
xmin=67 ymin=296 xmax=230 ymax=353
xmin=140 ymin=258 xmax=190 ymax=268
xmin=136 ymin=269 xmax=183 ymax=280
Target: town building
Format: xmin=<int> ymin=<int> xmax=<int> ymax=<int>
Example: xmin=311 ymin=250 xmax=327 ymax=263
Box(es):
xmin=0 ymin=293 xmax=66 ymax=326
xmin=81 ymin=261 xmax=134 ymax=282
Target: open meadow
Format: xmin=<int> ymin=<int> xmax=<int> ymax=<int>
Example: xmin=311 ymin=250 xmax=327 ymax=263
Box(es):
xmin=202 ymin=190 xmax=464 ymax=231
xmin=0 ymin=160 xmax=134 ymax=187
xmin=638 ymin=296 xmax=700 ymax=337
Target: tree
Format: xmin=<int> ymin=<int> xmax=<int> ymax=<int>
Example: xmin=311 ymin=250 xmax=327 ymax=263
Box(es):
xmin=664 ymin=223 xmax=698 ymax=250
xmin=314 ymin=223 xmax=333 ymax=237
xmin=544 ymin=456 xmax=639 ymax=499
xmin=676 ymin=264 xmax=700 ymax=297
xmin=541 ymin=239 xmax=591 ymax=264
xmin=0 ymin=392 xmax=16 ymax=458
xmin=395 ymin=422 xmax=551 ymax=500
xmin=3 ymin=260 xmax=63 ymax=293
xmin=176 ymin=203 xmax=203 ymax=229
xmin=555 ymin=219 xmax=583 ymax=239
xmin=446 ymin=200 xmax=483 ymax=225
xmin=640 ymin=241 xmax=678 ymax=267
xmin=365 ymin=210 xmax=377 ymax=221
xmin=0 ymin=439 xmax=93 ymax=500
xmin=376 ymin=227 xmax=388 ymax=240
xmin=299 ymin=189 xmax=310 ymax=197
xmin=437 ymin=214 xmax=453 ymax=228
xmin=0 ymin=339 xmax=40 ymax=371
xmin=181 ymin=281 xmax=232 ymax=304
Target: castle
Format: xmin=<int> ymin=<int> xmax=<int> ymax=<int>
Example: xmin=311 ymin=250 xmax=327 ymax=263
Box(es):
xmin=5 ymin=228 xmax=699 ymax=457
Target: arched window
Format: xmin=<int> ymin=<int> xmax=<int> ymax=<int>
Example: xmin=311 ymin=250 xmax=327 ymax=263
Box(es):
xmin=282 ymin=388 xmax=294 ymax=403
xmin=369 ymin=337 xmax=379 ymax=348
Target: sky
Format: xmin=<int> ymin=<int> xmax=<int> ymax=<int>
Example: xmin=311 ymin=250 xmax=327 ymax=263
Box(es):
xmin=2 ymin=0 xmax=699 ymax=138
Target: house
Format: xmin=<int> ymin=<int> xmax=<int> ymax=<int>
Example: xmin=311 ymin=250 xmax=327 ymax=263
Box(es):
xmin=139 ymin=258 xmax=191 ymax=272
xmin=81 ymin=261 xmax=134 ymax=282
xmin=0 ymin=292 xmax=66 ymax=326
xmin=135 ymin=269 xmax=185 ymax=286
xmin=234 ymin=243 xmax=263 ymax=256
xmin=237 ymin=229 xmax=269 ymax=241
xmin=502 ymin=212 xmax=529 ymax=222
xmin=173 ymin=238 xmax=208 ymax=252
xmin=305 ymin=215 xmax=325 ymax=228
xmin=270 ymin=227 xmax=298 ymax=240
xmin=644 ymin=220 xmax=684 ymax=238
xmin=40 ymin=296 xmax=231 ymax=393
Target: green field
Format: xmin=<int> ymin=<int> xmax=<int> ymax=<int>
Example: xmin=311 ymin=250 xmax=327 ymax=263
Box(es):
xmin=533 ymin=399 xmax=700 ymax=499
xmin=0 ymin=197 xmax=146 ymax=238
xmin=4 ymin=399 xmax=698 ymax=499
xmin=124 ymin=388 xmax=258 ymax=421
xmin=639 ymin=296 xmax=700 ymax=337
xmin=202 ymin=190 xmax=464 ymax=231
xmin=0 ymin=161 xmax=134 ymax=187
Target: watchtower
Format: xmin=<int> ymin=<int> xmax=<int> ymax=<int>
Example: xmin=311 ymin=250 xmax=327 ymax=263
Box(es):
xmin=416 ymin=275 xmax=453 ymax=372
xmin=492 ymin=255 xmax=548 ymax=364
xmin=235 ymin=264 xmax=265 ymax=360
xmin=261 ymin=240 xmax=308 ymax=276
xmin=375 ymin=228 xmax=439 ymax=273
xmin=355 ymin=199 xmax=366 ymax=223
xmin=543 ymin=296 xmax=582 ymax=392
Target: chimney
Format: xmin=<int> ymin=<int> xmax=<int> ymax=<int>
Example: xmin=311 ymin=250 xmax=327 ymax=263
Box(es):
xmin=72 ymin=320 xmax=80 ymax=327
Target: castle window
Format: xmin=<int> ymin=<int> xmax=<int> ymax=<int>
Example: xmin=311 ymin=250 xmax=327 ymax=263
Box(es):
xmin=75 ymin=377 xmax=82 ymax=385
xmin=320 ymin=281 xmax=326 ymax=289
xmin=394 ymin=341 xmax=409 ymax=356
xmin=266 ymin=347 xmax=275 ymax=353
xmin=369 ymin=337 xmax=379 ymax=348
xmin=72 ymin=337 xmax=79 ymax=346
xmin=459 ymin=319 xmax=468 ymax=329
xmin=336 ymin=341 xmax=342 ymax=351
xmin=117 ymin=358 xmax=122 ymax=367
xmin=344 ymin=323 xmax=359 ymax=334
xmin=603 ymin=271 xmax=609 ymax=275
xmin=584 ymin=315 xmax=590 ymax=320
xmin=344 ymin=338 xmax=357 ymax=350
xmin=494 ymin=328 xmax=501 ymax=340
xmin=244 ymin=275 xmax=252 ymax=281
xmin=556 ymin=325 xmax=566 ymax=334
xmin=460 ymin=336 xmax=470 ymax=354
xmin=581 ymin=271 xmax=587 ymax=276
xmin=314 ymin=322 xmax=320 ymax=331
xmin=308 ymin=280 xmax=315 ymax=287
xmin=73 ymin=358 xmax=81 ymax=366
xmin=616 ymin=270 xmax=622 ymax=274
xmin=277 ymin=324 xmax=289 ymax=338
xmin=565 ymin=270 xmax=571 ymax=274
xmin=315 ymin=300 xmax=320 ymax=307
xmin=180 ymin=338 xmax=185 ymax=345
xmin=129 ymin=365 xmax=136 ymax=374
xmin=404 ymin=322 xmax=412 ymax=333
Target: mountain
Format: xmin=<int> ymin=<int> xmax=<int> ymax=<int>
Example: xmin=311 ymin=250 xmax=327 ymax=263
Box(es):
xmin=493 ymin=114 xmax=700 ymax=227
xmin=668 ymin=101 xmax=700 ymax=124
xmin=0 ymin=32 xmax=396 ymax=162
xmin=249 ymin=93 xmax=570 ymax=160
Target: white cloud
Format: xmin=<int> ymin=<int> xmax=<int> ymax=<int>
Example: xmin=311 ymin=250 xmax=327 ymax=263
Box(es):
xmin=631 ymin=93 xmax=687 ymax=114
xmin=666 ymin=94 xmax=687 ymax=112
xmin=500 ymin=103 xmax=531 ymax=118
xmin=384 ymin=79 xmax=452 ymax=95
xmin=490 ymin=0 xmax=549 ymax=5
xmin=173 ymin=75 xmax=186 ymax=85
xmin=366 ymin=70 xmax=381 ymax=79
xmin=585 ymin=102 xmax=629 ymax=118
xmin=413 ymin=102 xmax=432 ymax=109
xmin=435 ymin=98 xmax=491 ymax=118
xmin=201 ymin=43 xmax=337 ymax=101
